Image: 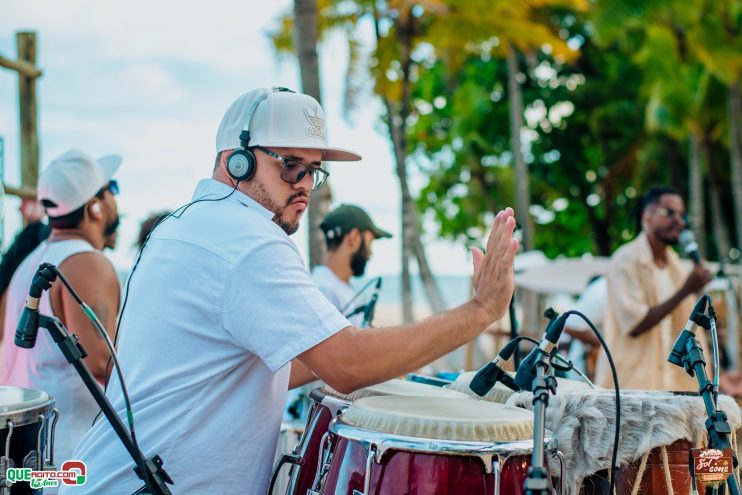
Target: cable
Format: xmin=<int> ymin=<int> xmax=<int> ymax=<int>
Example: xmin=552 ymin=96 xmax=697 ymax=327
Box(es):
xmin=339 ymin=276 xmax=382 ymax=315
xmin=104 ymin=183 xmax=240 ymax=390
xmin=564 ymin=309 xmax=620 ymax=495
xmin=45 ymin=264 xmax=150 ymax=490
xmin=709 ymin=297 xmax=720 ymax=404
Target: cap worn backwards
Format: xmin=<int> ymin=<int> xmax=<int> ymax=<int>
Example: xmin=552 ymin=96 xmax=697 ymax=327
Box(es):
xmin=37 ymin=149 xmax=121 ymax=217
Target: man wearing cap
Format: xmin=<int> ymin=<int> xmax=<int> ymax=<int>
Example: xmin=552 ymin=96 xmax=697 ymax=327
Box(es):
xmin=65 ymin=88 xmax=517 ymax=495
xmin=1 ymin=149 xmax=122 ymax=466
xmin=314 ymin=204 xmax=391 ymax=326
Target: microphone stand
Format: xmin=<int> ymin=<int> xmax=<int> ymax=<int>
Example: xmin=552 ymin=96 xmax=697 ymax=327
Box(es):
xmin=668 ymin=296 xmax=741 ymax=495
xmin=509 ymin=292 xmax=521 ymax=368
xmin=361 ymin=278 xmax=382 ymax=328
xmin=35 ymin=313 xmax=173 ymax=495
xmin=524 ymin=345 xmax=557 ymax=495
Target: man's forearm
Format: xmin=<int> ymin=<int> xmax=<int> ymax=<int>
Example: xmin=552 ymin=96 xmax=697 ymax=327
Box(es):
xmin=303 ymin=301 xmax=493 ymax=393
xmin=288 ymin=359 xmax=317 ymax=389
xmin=629 ymin=288 xmax=690 ymax=337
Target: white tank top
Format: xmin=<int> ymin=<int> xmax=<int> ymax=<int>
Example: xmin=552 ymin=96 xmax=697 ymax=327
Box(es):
xmin=1 ymin=239 xmax=100 ymax=465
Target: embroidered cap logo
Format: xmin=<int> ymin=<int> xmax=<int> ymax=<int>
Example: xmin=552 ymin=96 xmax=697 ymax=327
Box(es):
xmin=303 ymin=105 xmax=326 ymax=141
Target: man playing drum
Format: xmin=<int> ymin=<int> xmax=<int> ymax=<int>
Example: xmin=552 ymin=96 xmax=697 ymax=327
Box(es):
xmin=64 ymin=87 xmax=518 ymax=494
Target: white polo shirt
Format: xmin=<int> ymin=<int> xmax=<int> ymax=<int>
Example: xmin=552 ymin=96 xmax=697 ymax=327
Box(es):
xmin=63 ymin=179 xmax=350 ymax=495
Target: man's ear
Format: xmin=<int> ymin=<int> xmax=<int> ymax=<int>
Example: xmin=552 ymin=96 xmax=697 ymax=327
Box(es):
xmin=345 ymin=228 xmax=361 ymax=250
xmin=89 ymin=201 xmax=102 ymax=218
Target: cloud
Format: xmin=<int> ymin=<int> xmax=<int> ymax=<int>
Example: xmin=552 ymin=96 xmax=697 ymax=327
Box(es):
xmin=0 ymin=0 xmax=474 ymax=280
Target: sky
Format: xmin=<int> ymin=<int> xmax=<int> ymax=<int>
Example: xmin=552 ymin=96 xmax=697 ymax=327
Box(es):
xmin=0 ymin=0 xmax=475 ymax=279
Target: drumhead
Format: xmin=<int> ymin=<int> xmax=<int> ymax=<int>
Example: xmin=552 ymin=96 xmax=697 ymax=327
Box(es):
xmin=343 ymin=396 xmax=534 ymax=442
xmin=322 ymin=378 xmax=472 ymax=402
xmin=0 ymin=386 xmax=55 ymax=428
xmin=448 ymin=371 xmax=597 ymax=403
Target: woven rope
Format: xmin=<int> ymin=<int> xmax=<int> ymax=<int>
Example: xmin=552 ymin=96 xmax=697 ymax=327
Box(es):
xmin=661 ymin=446 xmax=675 ymax=495
xmin=630 ymin=452 xmax=650 ymax=495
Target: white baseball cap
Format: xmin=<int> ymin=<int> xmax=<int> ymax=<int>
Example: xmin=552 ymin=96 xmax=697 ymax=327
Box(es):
xmin=37 ymin=149 xmax=122 ymax=217
xmin=215 ymin=87 xmax=361 ymax=161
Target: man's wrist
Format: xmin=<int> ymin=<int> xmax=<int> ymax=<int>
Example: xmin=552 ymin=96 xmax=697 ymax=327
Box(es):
xmin=467 ymin=298 xmax=496 ymax=330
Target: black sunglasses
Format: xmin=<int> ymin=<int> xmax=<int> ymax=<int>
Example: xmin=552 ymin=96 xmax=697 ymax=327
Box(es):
xmin=254 ymin=146 xmax=329 ymax=191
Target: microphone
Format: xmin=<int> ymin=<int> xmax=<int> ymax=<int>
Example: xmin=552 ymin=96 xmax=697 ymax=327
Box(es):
xmin=361 ymin=277 xmax=382 ymax=328
xmin=469 ymin=338 xmax=520 ymax=396
xmin=679 ymin=229 xmax=702 ymax=265
xmin=668 ymin=294 xmax=710 ymax=367
xmin=15 ymin=263 xmax=57 ymax=349
xmin=514 ymin=312 xmax=569 ymax=391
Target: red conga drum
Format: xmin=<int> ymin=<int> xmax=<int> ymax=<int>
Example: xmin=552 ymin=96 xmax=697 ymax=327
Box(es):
xmin=277 ymin=379 xmax=471 ymax=495
xmin=317 ymin=396 xmax=557 ymax=494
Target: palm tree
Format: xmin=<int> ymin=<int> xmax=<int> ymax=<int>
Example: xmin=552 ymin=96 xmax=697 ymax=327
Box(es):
xmin=294 ymin=0 xmax=331 ymax=268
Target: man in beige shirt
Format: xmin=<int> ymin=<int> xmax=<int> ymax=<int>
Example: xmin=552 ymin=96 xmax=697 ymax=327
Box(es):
xmin=595 ymin=186 xmax=712 ymax=390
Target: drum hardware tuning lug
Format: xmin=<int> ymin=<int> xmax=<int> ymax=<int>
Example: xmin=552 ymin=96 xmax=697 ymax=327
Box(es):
xmin=492 ymin=458 xmax=501 ymax=495
xmin=361 ymin=444 xmax=377 ymax=495
xmin=554 ymin=450 xmax=566 ymax=495
xmin=1 ymin=421 xmax=14 ymax=495
xmin=44 ymin=408 xmax=59 ymax=470
xmin=309 ymin=432 xmax=334 ymax=494
xmin=27 ymin=412 xmax=47 ymax=470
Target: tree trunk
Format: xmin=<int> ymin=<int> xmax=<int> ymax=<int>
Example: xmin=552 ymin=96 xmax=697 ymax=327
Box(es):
xmin=729 ymin=76 xmax=742 ymax=255
xmin=688 ymin=132 xmax=706 ymax=257
xmin=294 ymin=0 xmax=330 ymax=268
xmin=373 ymin=10 xmax=445 ymax=321
xmin=709 ymin=168 xmax=732 ymax=261
xmin=384 ymin=102 xmax=416 ymax=323
xmin=17 ymin=32 xmax=39 ymax=192
xmin=506 ymin=43 xmax=533 ymax=251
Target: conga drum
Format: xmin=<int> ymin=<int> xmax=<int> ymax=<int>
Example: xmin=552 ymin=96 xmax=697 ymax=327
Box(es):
xmin=0 ymin=387 xmax=58 ymax=495
xmin=448 ymin=370 xmax=596 ymax=403
xmin=504 ymin=390 xmax=742 ymax=495
xmin=317 ymin=396 xmax=557 ymax=494
xmin=276 ymin=379 xmax=471 ymax=495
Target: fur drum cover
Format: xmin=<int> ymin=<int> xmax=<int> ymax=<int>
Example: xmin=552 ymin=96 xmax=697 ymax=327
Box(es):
xmin=506 ymin=390 xmax=742 ymax=494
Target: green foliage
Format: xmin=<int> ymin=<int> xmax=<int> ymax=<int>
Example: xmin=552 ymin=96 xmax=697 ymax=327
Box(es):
xmin=269 ymin=0 xmax=742 ymax=260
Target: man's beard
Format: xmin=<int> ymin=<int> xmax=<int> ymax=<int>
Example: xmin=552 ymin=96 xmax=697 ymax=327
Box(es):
xmin=350 ymin=236 xmax=369 ymax=277
xmin=248 ymin=181 xmax=307 ymax=235
xmin=104 ymin=214 xmax=120 ymax=237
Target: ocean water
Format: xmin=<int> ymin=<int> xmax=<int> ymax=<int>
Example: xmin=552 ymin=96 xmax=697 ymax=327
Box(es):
xmin=350 ymin=274 xmax=472 ymax=308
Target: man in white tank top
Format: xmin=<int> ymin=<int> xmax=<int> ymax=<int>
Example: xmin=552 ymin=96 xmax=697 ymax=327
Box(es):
xmin=1 ymin=149 xmax=122 ymax=467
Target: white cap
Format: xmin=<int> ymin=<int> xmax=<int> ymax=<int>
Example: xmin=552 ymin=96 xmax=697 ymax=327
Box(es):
xmin=37 ymin=149 xmax=122 ymax=217
xmin=215 ymin=87 xmax=361 ymax=161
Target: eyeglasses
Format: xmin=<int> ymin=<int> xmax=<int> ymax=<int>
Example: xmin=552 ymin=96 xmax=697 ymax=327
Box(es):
xmin=254 ymin=146 xmax=329 ymax=191
xmin=653 ymin=207 xmax=685 ymax=222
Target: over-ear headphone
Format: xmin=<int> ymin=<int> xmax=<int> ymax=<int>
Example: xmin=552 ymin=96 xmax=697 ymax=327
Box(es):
xmin=90 ymin=203 xmax=101 ymax=215
xmin=226 ymin=87 xmax=295 ymax=182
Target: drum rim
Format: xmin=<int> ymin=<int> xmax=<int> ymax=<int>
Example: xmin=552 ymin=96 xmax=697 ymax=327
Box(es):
xmin=0 ymin=394 xmax=55 ymax=430
xmin=329 ymin=417 xmax=556 ymax=464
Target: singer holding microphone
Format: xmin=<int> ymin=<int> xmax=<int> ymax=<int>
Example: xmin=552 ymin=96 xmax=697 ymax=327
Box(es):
xmin=313 ymin=204 xmax=391 ymax=327
xmin=594 ymin=186 xmax=715 ymax=390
